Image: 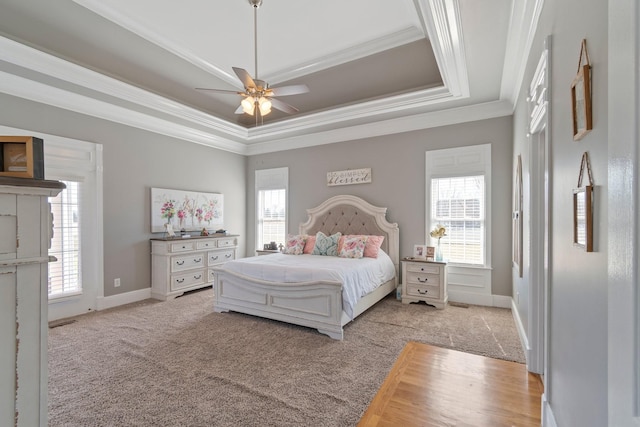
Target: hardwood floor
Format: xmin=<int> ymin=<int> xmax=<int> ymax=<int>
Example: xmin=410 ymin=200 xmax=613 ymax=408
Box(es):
xmin=358 ymin=342 xmax=542 ymax=427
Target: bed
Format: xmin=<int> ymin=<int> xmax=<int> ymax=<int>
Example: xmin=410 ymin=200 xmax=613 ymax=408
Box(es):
xmin=212 ymin=195 xmax=399 ymax=340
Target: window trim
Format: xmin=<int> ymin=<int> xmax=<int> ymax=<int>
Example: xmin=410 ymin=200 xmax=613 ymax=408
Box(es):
xmin=255 ymin=167 xmax=289 ymax=252
xmin=425 ymin=144 xmax=492 ymax=268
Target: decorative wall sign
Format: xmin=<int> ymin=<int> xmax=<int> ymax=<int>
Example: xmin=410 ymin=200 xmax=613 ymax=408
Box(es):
xmin=151 ymin=187 xmax=223 ymax=233
xmin=327 ymin=168 xmax=371 ymax=186
xmin=513 ymin=155 xmax=523 ymax=277
xmin=573 ymin=152 xmax=594 ymax=251
xmin=571 ymin=39 xmax=592 ymax=141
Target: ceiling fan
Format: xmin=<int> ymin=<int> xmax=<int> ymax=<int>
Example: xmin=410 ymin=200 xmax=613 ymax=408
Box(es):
xmin=196 ymin=0 xmax=309 ymax=118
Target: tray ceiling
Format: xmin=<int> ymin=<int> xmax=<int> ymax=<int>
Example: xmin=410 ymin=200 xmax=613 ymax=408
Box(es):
xmin=0 ymin=0 xmax=541 ymax=154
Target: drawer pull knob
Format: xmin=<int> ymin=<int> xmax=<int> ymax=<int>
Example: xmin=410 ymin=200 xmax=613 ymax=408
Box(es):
xmin=417 ymin=289 xmax=428 ymax=295
xmin=225 ymin=254 xmax=232 ymax=258
xmin=182 ymin=246 xmax=186 ymax=249
xmin=194 ymin=258 xmax=202 ymax=263
xmin=194 ymin=274 xmax=202 ymax=280
xmin=417 ymin=277 xmax=428 ymax=283
xmin=211 ymin=256 xmax=219 ymax=261
xmin=176 ymin=260 xmax=185 ymax=266
xmin=176 ymin=278 xmax=185 ymax=284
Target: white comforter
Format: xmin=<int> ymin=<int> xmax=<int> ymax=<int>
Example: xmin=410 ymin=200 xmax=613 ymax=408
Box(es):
xmin=220 ymin=251 xmax=396 ymax=319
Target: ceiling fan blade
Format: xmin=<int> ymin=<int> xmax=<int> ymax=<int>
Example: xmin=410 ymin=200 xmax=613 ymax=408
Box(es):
xmin=233 ymin=67 xmax=256 ymax=90
xmin=234 ymin=105 xmax=245 ymax=114
xmin=196 ymin=88 xmax=243 ymax=95
xmin=269 ymin=84 xmax=310 ymax=97
xmin=270 ymin=97 xmax=299 ymax=114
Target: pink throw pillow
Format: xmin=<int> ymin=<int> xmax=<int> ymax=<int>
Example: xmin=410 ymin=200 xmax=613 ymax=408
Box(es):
xmin=364 ymin=235 xmax=385 ymax=258
xmin=303 ymin=235 xmax=316 ymax=254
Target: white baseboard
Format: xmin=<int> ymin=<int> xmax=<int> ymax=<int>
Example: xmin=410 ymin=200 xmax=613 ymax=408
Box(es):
xmin=96 ymin=288 xmax=151 ymax=311
xmin=511 ymin=298 xmax=531 ymax=367
xmin=448 ymin=290 xmax=512 ymax=308
xmin=542 ymin=394 xmax=558 ymax=427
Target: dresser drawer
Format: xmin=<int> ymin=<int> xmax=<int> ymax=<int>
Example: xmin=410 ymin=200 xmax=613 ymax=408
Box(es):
xmin=406 ymin=262 xmax=441 ymax=275
xmin=171 ymin=270 xmax=206 ymax=291
xmin=405 ymin=271 xmax=440 ymax=286
xmin=208 ymin=249 xmax=235 ymax=266
xmin=171 ymin=252 xmax=205 ymax=272
xmin=406 ymin=283 xmax=440 ymax=299
xmin=196 ymin=240 xmax=217 ymax=250
xmin=217 ymin=238 xmax=236 ymax=248
xmin=170 ymin=241 xmax=195 ymax=253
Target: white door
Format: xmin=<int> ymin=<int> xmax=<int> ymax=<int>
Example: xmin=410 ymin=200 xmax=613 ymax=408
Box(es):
xmin=608 ymin=0 xmax=640 ymax=424
xmin=45 ymin=137 xmax=103 ymax=321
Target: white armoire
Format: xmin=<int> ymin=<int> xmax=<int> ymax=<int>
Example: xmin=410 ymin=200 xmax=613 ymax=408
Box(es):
xmin=0 ymin=177 xmax=64 ymax=426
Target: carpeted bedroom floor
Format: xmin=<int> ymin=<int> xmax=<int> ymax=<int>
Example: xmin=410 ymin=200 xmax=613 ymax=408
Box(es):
xmin=48 ymin=289 xmax=525 ymax=427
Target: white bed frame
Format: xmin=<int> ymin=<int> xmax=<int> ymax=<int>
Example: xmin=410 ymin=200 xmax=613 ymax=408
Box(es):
xmin=213 ymin=195 xmax=399 ymax=340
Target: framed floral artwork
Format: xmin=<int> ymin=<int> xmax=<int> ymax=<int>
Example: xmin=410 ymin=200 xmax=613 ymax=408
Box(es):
xmin=151 ymin=187 xmax=223 ymax=233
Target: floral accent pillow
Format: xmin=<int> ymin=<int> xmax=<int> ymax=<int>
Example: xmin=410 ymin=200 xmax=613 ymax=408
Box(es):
xmin=338 ymin=235 xmax=368 ymax=258
xmin=284 ymin=234 xmax=307 ymax=255
xmin=312 ymin=231 xmax=342 ymax=256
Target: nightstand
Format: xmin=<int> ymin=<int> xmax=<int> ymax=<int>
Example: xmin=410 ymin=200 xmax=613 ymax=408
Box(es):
xmin=401 ymin=258 xmax=448 ymax=308
xmin=256 ymin=249 xmax=280 ymax=256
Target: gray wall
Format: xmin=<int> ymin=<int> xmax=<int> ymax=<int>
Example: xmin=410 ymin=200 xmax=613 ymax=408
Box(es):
xmin=0 ymin=93 xmax=246 ymax=298
xmin=247 ymin=116 xmax=514 ymax=296
xmin=512 ymin=0 xmax=608 ymax=424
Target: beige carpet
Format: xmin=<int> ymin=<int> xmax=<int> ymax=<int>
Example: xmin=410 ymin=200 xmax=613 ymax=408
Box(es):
xmin=48 ymin=289 xmax=524 ymax=427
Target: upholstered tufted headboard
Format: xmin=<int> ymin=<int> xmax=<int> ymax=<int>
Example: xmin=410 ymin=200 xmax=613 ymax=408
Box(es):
xmin=299 ymin=195 xmax=400 ymax=272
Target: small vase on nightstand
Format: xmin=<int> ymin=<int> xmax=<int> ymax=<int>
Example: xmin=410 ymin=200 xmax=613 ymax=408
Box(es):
xmin=435 ymin=239 xmax=443 ymax=262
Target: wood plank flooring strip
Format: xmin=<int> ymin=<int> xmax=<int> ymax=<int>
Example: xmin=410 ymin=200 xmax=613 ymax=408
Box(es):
xmin=358 ymin=342 xmax=542 ymax=427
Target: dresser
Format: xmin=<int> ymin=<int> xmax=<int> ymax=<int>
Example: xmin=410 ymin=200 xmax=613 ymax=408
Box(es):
xmin=151 ymin=234 xmax=238 ymax=300
xmin=0 ymin=177 xmax=65 ymax=427
xmin=401 ymin=258 xmax=448 ymax=309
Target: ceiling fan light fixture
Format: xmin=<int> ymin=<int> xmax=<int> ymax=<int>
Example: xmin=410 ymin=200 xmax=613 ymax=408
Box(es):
xmin=241 ymin=97 xmax=255 ymax=115
xmin=258 ymin=97 xmax=272 ymax=115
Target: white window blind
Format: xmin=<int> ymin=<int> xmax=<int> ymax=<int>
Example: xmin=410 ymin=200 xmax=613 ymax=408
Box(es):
xmin=431 ymin=176 xmax=485 ymax=265
xmin=48 ymin=180 xmax=82 ymax=299
xmin=258 ymin=189 xmax=286 ymax=248
xmin=256 ymin=167 xmax=288 ymax=250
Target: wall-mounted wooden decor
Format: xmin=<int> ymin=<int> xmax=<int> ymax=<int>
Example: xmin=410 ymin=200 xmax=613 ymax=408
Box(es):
xmin=327 ymin=168 xmax=371 ymax=186
xmin=573 ymin=152 xmax=594 ymax=251
xmin=571 ymin=39 xmax=592 ymax=141
xmin=0 ymin=136 xmax=44 ymax=179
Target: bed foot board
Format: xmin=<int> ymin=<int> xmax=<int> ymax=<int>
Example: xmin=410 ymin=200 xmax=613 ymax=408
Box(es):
xmin=317 ymin=328 xmax=343 ymax=340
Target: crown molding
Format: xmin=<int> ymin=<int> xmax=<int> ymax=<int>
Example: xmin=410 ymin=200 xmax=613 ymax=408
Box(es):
xmin=415 ymin=0 xmax=469 ymax=98
xmin=500 ymin=0 xmax=545 ymax=107
xmin=0 ymin=70 xmax=247 ymax=154
xmin=244 ymin=100 xmax=513 ymax=155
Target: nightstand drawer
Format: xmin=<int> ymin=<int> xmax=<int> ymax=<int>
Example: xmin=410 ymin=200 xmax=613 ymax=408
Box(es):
xmin=406 ymin=263 xmax=441 ymax=275
xmin=406 ymin=283 xmax=440 ymax=299
xmin=406 ymin=271 xmax=440 ymax=286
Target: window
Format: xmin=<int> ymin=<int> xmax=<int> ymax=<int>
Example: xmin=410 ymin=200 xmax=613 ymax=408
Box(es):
xmin=426 ymin=144 xmax=491 ymax=267
xmin=256 ymin=168 xmax=288 ymax=250
xmin=49 ymin=180 xmax=82 ymax=299
xmin=431 ymin=175 xmax=485 ymax=264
